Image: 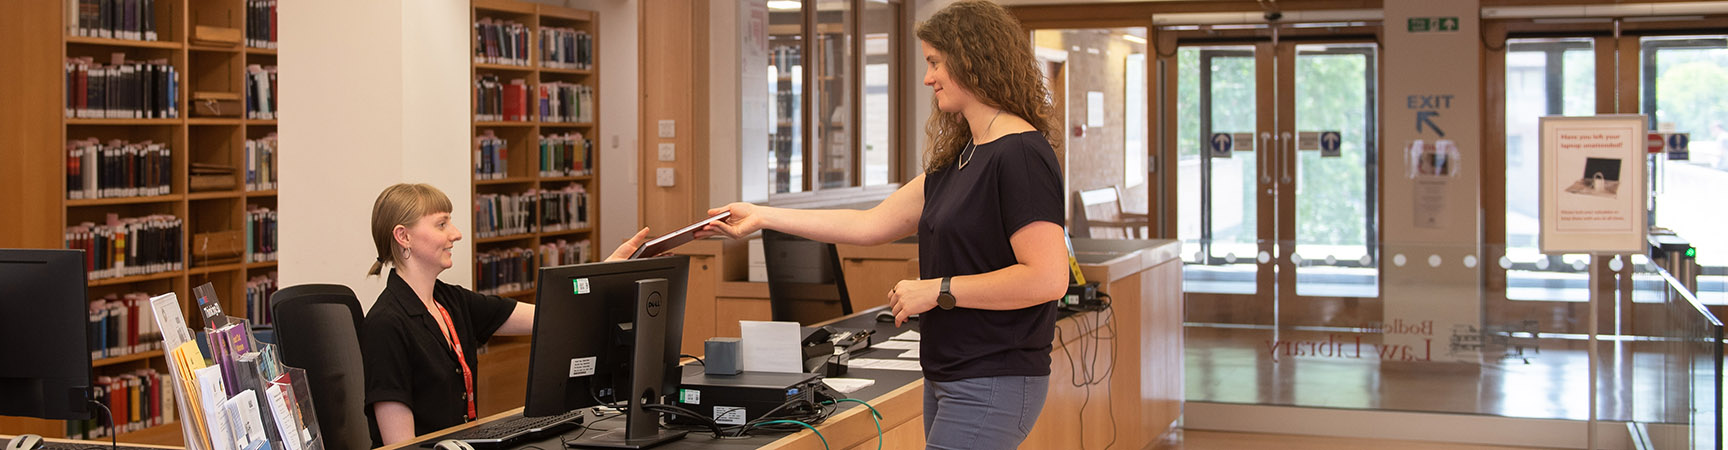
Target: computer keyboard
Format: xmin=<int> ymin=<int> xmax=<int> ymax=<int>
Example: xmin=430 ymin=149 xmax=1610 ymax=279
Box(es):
xmin=422 ymin=408 xmax=587 ymax=448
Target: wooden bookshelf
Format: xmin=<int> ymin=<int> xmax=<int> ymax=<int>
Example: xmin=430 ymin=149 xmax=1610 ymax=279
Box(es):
xmin=0 ymin=0 xmax=278 ymax=445
xmin=470 ymin=0 xmax=601 ymax=301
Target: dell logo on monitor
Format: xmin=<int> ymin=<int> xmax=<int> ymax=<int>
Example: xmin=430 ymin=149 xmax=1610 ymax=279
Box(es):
xmin=646 ymin=291 xmax=663 ymax=317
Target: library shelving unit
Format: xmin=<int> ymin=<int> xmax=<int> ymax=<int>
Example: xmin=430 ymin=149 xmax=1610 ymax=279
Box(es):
xmin=469 ymin=0 xmax=600 ymax=302
xmin=0 ymin=0 xmax=279 ymax=445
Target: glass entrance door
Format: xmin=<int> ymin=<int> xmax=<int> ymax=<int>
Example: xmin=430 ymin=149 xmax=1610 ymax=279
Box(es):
xmin=1176 ymin=36 xmax=1380 ymax=328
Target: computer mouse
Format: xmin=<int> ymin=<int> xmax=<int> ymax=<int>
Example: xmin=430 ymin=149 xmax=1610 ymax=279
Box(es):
xmin=5 ymin=434 xmax=44 ymax=450
xmin=432 ymin=440 xmax=475 ymax=450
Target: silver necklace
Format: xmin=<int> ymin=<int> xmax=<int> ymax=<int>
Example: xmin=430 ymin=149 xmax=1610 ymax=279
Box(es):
xmin=957 ymin=110 xmax=1002 ymax=171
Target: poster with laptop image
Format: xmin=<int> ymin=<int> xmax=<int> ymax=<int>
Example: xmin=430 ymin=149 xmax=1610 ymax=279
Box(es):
xmin=1539 ymin=115 xmax=1646 ymax=254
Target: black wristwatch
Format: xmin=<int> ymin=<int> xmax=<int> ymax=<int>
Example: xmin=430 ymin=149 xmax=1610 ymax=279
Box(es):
xmin=937 ymin=277 xmax=957 ymax=310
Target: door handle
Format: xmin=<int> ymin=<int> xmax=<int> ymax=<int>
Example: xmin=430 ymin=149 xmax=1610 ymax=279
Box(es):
xmin=1280 ymin=131 xmax=1294 ymax=184
xmin=1259 ymin=132 xmax=1272 ymax=184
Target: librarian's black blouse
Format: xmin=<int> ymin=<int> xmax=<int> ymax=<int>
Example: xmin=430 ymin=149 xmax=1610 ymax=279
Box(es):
xmin=361 ymin=269 xmax=517 ymax=446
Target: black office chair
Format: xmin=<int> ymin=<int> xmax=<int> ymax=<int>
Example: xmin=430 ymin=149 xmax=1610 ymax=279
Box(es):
xmin=270 ymin=284 xmax=370 ymax=450
xmin=762 ymin=229 xmax=853 ymax=324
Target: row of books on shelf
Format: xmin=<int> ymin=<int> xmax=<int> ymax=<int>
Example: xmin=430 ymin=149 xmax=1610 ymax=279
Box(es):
xmin=473 ymin=185 xmax=592 ymax=238
xmin=246 ymin=65 xmax=277 ymax=120
xmin=474 ymin=192 xmax=537 ymax=238
xmin=245 ymin=134 xmax=278 ymax=191
xmin=246 ymin=0 xmax=278 ymax=49
xmin=246 ymin=207 xmax=277 ymax=263
xmin=89 ymin=292 xmax=164 ymax=359
xmin=67 ymin=0 xmax=160 ymax=41
xmin=181 ymin=283 xmax=316 ymax=450
xmin=474 ymin=18 xmax=530 ymax=66
xmin=243 ymin=272 xmax=278 ymax=326
xmin=64 ymin=56 xmax=179 ymax=119
xmin=540 ymin=239 xmax=592 ymax=268
xmin=474 ymin=238 xmax=601 ymax=294
xmin=66 ymin=215 xmax=184 ymax=280
xmin=538 ymin=82 xmax=593 ymax=123
xmin=540 ymin=132 xmax=593 ymax=177
xmin=475 ymin=130 xmax=509 ymax=180
xmin=540 ymin=28 xmax=593 ymax=70
xmin=538 ymin=184 xmax=590 ymax=232
xmin=66 ymin=138 xmax=173 ymax=200
xmin=773 ymin=88 xmax=801 ymax=123
xmin=475 ymin=75 xmax=527 ymax=122
xmin=66 ymin=370 xmax=177 ymax=440
xmin=476 ymin=131 xmax=595 ymax=180
xmin=476 ymin=247 xmax=535 ymax=295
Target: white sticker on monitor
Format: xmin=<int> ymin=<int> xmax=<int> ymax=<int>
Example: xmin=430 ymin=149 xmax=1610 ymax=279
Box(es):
xmin=568 ymin=357 xmax=597 ymax=377
xmin=574 ymin=278 xmax=591 ymax=294
xmin=680 ymin=389 xmax=700 ymax=405
xmin=714 ymin=406 xmax=746 ymax=425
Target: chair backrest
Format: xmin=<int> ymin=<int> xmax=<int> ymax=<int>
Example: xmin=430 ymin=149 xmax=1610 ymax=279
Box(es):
xmin=1073 ymin=186 xmax=1149 ymax=239
xmin=762 ymin=229 xmax=853 ymax=324
xmin=270 ymin=284 xmax=370 ymax=450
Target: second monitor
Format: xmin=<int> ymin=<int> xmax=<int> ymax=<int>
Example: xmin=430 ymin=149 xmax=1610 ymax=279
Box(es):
xmin=526 ymin=255 xmax=690 ymax=448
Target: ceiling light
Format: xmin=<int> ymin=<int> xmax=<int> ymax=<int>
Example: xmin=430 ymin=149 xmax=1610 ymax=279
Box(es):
xmin=767 ymin=0 xmax=800 ymax=11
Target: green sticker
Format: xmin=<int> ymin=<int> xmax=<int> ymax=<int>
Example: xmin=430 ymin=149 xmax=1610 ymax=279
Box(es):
xmin=574 ymin=278 xmax=591 ymax=294
xmin=1407 ymin=17 xmax=1431 ymax=32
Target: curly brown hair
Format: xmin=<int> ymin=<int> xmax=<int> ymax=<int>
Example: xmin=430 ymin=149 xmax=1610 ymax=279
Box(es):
xmin=916 ymin=0 xmax=1060 ymax=173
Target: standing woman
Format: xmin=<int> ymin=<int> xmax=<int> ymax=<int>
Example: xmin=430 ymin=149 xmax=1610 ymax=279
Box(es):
xmin=704 ymin=1 xmax=1069 ymax=447
xmin=361 ymin=183 xmax=649 ymax=446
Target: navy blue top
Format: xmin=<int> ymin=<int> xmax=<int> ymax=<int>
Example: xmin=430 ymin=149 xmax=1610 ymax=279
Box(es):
xmin=917 ymin=130 xmax=1064 ymax=382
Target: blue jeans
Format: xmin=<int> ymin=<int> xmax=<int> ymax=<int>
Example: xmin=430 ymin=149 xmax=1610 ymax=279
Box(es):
xmin=922 ymin=375 xmax=1049 ymax=449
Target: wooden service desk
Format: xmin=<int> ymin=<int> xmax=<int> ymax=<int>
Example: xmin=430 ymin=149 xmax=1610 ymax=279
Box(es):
xmin=386 ymin=238 xmax=1182 ymax=450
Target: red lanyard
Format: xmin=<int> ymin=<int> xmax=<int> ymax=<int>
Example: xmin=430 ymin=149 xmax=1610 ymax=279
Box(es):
xmin=431 ymin=301 xmax=477 ymax=421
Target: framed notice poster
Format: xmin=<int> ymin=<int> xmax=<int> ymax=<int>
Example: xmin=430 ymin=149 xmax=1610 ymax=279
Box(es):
xmin=1539 ymin=115 xmax=1646 ymax=253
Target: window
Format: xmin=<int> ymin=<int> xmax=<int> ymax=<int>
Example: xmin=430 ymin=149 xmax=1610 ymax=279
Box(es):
xmin=752 ymin=0 xmax=904 ymax=198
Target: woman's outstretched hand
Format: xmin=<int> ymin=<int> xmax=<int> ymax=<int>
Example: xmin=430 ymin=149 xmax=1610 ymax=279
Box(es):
xmin=698 ymin=203 xmax=767 ymax=239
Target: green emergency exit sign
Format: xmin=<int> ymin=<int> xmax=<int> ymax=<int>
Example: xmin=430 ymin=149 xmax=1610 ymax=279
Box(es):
xmin=1407 ymin=16 xmax=1460 ymax=32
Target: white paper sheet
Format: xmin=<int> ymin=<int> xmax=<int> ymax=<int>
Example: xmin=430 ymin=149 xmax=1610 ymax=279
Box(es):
xmin=194 ymin=365 xmax=236 ymax=450
xmin=888 ymin=330 xmax=921 ymax=341
xmin=849 ymin=358 xmax=923 ymax=371
xmin=264 ymin=384 xmax=303 ymax=450
xmin=151 ymin=292 xmax=194 ymax=348
xmin=224 ymin=390 xmax=267 ymax=446
xmin=821 ymin=378 xmax=876 ymax=394
xmin=739 ymin=320 xmax=803 ymax=373
xmin=872 ymin=340 xmax=918 ymax=350
xmin=896 ymin=349 xmax=919 ymax=359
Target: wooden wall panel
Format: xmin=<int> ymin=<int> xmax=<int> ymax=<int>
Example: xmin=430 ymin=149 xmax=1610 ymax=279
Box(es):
xmin=638 ymin=0 xmax=710 ymax=235
xmin=0 ymin=0 xmax=67 ymax=248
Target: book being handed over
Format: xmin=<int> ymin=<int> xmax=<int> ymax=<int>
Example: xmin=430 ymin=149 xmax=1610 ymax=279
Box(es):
xmin=629 ymin=211 xmax=731 ymax=259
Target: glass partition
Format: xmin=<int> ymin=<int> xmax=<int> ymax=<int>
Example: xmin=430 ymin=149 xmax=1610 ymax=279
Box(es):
xmin=1183 ymin=239 xmax=1721 ymax=445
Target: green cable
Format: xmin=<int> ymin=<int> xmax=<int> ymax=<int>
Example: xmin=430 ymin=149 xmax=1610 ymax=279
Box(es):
xmin=820 ymin=398 xmax=883 ymax=450
xmin=755 ymin=420 xmax=828 ymax=450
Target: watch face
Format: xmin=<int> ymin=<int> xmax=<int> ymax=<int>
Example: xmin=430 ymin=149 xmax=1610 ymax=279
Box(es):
xmin=937 ymin=293 xmax=957 ymax=310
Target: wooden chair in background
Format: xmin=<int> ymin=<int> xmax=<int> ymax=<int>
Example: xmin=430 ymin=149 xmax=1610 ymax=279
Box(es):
xmin=1071 ymin=186 xmax=1150 ymax=239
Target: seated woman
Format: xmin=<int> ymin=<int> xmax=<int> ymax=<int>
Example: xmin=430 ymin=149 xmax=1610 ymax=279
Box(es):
xmin=360 ymin=183 xmax=651 ymax=447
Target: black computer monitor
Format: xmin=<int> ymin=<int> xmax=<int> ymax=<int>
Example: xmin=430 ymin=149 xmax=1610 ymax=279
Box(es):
xmin=0 ymin=249 xmax=93 ymax=421
xmin=526 ymin=255 xmax=689 ymax=448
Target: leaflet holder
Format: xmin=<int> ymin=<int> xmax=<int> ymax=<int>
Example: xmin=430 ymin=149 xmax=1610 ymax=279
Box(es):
xmin=151 ymin=285 xmax=324 ymax=450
